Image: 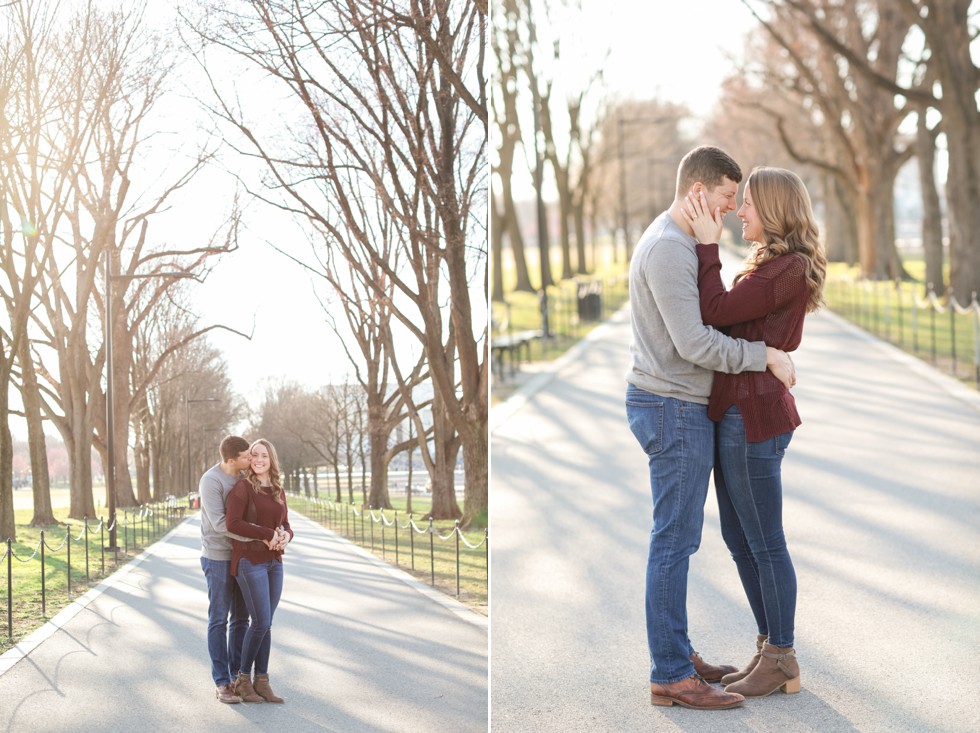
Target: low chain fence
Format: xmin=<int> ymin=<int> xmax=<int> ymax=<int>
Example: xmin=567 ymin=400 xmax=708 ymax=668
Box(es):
xmin=286 ymin=492 xmax=487 ymax=607
xmin=826 ymin=277 xmax=980 ymax=388
xmin=2 ymin=498 xmax=186 ymax=644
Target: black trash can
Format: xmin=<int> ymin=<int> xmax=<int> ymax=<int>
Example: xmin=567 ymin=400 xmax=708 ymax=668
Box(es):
xmin=576 ymin=280 xmax=602 ymax=322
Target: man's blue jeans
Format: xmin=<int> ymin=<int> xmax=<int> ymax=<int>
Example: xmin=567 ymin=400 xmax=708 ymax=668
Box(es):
xmin=200 ymin=557 xmax=249 ymax=686
xmin=235 ymin=558 xmax=284 ymax=676
xmin=715 ymin=406 xmax=797 ymax=648
xmin=627 ymin=386 xmax=713 ymax=684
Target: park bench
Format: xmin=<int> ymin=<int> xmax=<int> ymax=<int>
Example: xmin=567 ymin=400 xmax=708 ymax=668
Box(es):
xmin=491 ymin=329 xmax=544 ymax=379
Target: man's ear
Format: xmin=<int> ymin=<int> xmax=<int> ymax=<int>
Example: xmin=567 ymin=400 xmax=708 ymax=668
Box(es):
xmin=690 ymin=182 xmax=704 ymax=196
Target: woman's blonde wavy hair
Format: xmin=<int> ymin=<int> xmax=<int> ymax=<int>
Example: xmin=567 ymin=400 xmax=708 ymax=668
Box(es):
xmin=246 ymin=438 xmax=285 ymax=504
xmin=736 ymin=167 xmax=827 ymax=313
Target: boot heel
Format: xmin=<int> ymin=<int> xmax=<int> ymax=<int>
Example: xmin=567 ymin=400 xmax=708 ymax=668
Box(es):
xmin=650 ymin=693 xmax=674 ymax=706
xmin=782 ymin=676 xmax=801 ymax=694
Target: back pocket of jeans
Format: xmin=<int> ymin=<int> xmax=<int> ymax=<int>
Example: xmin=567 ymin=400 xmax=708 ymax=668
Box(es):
xmin=626 ymin=399 xmax=665 ymax=455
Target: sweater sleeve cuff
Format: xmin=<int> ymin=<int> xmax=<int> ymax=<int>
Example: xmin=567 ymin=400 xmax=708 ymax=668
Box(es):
xmin=749 ymin=341 xmax=768 ymax=372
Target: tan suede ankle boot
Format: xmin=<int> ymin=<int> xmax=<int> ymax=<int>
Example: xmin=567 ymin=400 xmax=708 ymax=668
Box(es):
xmin=253 ymin=673 xmax=284 ymax=703
xmin=725 ymin=641 xmax=800 ymax=697
xmin=234 ymin=672 xmax=264 ymax=703
xmin=720 ymin=634 xmax=767 ymax=685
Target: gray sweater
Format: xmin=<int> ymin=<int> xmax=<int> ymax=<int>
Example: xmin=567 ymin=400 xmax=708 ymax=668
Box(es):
xmin=199 ymin=463 xmax=251 ymax=561
xmin=627 ymin=212 xmax=767 ymax=404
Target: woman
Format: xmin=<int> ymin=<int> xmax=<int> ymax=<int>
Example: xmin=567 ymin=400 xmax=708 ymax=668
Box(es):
xmin=226 ymin=438 xmax=294 ymax=703
xmin=682 ymin=166 xmax=826 ymax=697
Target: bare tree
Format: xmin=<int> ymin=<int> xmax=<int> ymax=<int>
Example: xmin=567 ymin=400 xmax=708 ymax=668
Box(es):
xmin=491 ymin=0 xmax=535 ymax=296
xmin=136 ymin=295 xmax=242 ymax=502
xmin=187 ymin=0 xmax=488 ymax=526
xmin=312 ymin=382 xmax=369 ymax=504
xmin=589 ymin=101 xmax=695 ymax=256
xmin=768 ymin=0 xmax=979 ymax=298
xmin=528 ymin=1 xmax=607 ymax=279
xmin=315 ymin=225 xmax=428 ymax=510
xmin=14 ymin=4 xmax=243 ymax=521
xmin=915 ymin=111 xmax=944 ymax=292
xmin=738 ymin=0 xmax=914 ymax=279
xmin=0 ymin=0 xmax=67 ymax=537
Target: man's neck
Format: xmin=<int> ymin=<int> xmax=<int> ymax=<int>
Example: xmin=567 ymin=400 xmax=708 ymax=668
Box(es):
xmin=218 ymin=462 xmax=240 ymax=477
xmin=667 ymin=201 xmax=694 ymax=236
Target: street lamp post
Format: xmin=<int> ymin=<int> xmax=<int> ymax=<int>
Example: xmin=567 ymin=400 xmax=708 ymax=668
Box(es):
xmin=104 ymin=252 xmax=194 ymax=551
xmin=185 ymin=396 xmax=219 ymax=495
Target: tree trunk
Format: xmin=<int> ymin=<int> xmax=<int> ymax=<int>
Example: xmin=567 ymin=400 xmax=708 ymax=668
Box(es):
xmin=0 ymin=389 xmax=15 ymax=541
xmin=945 ymin=116 xmax=980 ymax=301
xmin=557 ymin=182 xmax=574 ymax=280
xmin=540 ymin=94 xmax=574 ymax=281
xmin=110 ymin=303 xmax=138 ymax=508
xmin=573 ymin=185 xmax=589 ymax=274
xmin=491 ymin=191 xmax=506 ymax=301
xmin=493 ymin=1 xmax=534 ymax=293
xmin=872 ymin=176 xmax=910 ymax=281
xmin=67 ymin=405 xmax=96 ymax=521
xmin=822 ymin=174 xmax=855 ymax=263
xmin=366 ymin=429 xmax=391 ymax=509
xmin=917 ymin=115 xmax=945 ymax=295
xmin=425 ymin=395 xmax=462 ymax=521
xmin=460 ymin=424 xmax=487 ymax=529
xmin=504 ymin=187 xmax=535 ymax=292
xmin=855 ymin=188 xmax=875 ymax=277
xmin=923 ymin=0 xmax=980 ymax=302
xmin=134 ymin=440 xmax=152 ymax=504
xmin=20 ymin=341 xmax=55 ymax=526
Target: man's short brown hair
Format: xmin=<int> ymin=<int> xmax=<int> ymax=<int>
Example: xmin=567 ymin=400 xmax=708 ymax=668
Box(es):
xmin=219 ymin=435 xmax=250 ymax=461
xmin=675 ymin=145 xmax=742 ymax=196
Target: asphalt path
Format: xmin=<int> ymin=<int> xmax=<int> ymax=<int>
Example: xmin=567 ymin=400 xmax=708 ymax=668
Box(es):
xmin=490 ymin=297 xmax=980 ymax=732
xmin=0 ymin=512 xmax=488 ymax=733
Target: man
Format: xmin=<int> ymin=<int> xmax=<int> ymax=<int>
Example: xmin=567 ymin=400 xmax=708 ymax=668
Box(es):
xmin=199 ymin=435 xmax=253 ymax=704
xmin=626 ymin=146 xmax=795 ymax=710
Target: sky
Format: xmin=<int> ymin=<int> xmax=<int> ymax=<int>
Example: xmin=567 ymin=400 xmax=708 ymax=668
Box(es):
xmin=506 ymin=1 xmax=762 ymax=200
xmin=578 ymin=1 xmax=759 ymax=116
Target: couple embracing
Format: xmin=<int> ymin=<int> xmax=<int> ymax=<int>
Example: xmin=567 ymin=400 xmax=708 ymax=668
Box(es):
xmin=198 ymin=435 xmax=294 ymax=704
xmin=626 ymin=146 xmax=827 ymax=709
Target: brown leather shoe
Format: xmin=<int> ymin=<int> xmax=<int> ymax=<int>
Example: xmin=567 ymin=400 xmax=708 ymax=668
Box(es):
xmin=215 ymin=684 xmax=241 ymax=704
xmin=234 ymin=672 xmax=264 ymax=703
xmin=721 ymin=635 xmax=768 ymax=685
xmin=725 ymin=642 xmax=801 ymax=697
xmin=690 ymin=652 xmax=738 ymax=683
xmin=252 ymin=673 xmax=285 ymax=703
xmin=650 ymin=675 xmax=744 ymax=709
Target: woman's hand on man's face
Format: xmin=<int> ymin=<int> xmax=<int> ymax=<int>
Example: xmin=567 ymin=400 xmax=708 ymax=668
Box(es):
xmin=681 ymin=190 xmax=724 ymax=244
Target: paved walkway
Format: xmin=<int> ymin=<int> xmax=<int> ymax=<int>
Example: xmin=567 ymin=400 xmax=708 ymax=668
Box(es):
xmin=490 ymin=295 xmax=980 ymax=732
xmin=0 ymin=512 xmax=487 ymax=733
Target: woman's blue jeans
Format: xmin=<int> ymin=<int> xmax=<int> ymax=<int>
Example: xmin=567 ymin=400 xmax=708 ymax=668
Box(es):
xmin=627 ymin=386 xmax=713 ymax=684
xmin=715 ymin=406 xmax=797 ymax=648
xmin=235 ymin=558 xmax=284 ymax=675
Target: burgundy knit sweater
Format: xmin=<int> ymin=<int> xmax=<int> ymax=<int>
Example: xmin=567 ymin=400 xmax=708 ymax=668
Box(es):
xmin=696 ymin=243 xmax=810 ymax=442
xmin=226 ymin=479 xmax=294 ymax=576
